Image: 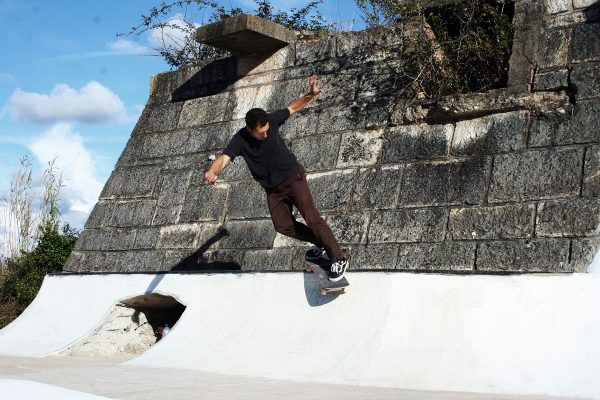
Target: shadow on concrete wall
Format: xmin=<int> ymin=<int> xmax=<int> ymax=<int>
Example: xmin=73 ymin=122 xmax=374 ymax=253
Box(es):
xmin=171 ymin=53 xmax=274 ymax=102
xmin=170 ymin=227 xmax=241 ymax=272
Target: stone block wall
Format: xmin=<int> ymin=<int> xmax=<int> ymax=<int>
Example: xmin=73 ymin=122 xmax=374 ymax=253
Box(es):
xmin=64 ymin=2 xmax=600 ymax=273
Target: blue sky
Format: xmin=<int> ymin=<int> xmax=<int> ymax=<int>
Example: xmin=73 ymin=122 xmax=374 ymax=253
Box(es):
xmin=0 ymin=0 xmax=364 ymax=242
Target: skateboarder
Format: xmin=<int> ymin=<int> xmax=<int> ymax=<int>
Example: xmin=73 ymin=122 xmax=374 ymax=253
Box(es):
xmin=203 ymin=75 xmax=348 ymax=281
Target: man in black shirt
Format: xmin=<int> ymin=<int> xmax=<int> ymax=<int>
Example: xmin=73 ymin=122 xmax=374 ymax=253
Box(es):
xmin=204 ymin=75 xmax=348 ymax=281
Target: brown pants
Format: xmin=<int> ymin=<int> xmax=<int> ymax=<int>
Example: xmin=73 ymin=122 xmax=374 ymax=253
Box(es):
xmin=266 ymin=164 xmax=344 ymax=262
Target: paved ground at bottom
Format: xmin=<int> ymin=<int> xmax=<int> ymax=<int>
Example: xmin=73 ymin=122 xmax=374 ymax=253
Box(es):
xmin=0 ymin=356 xmax=581 ymax=400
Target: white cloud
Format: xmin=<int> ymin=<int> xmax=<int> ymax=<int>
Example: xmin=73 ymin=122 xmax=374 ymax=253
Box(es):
xmin=53 ymin=38 xmax=153 ymax=60
xmin=107 ymin=38 xmax=153 ymax=55
xmin=148 ymin=14 xmax=200 ymax=51
xmin=28 ymin=123 xmax=104 ymax=229
xmin=5 ymin=81 xmax=130 ymax=125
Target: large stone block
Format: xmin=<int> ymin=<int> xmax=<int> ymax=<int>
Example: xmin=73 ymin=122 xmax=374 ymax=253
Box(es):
xmin=237 ymin=46 xmax=295 ymax=76
xmin=133 ymin=227 xmax=160 ymax=249
xmin=356 ymin=63 xmax=415 ymax=100
xmin=226 ymin=180 xmax=270 ymax=219
xmin=571 ymin=237 xmax=600 ymax=272
xmin=83 ymin=251 xmax=123 ymax=272
xmin=85 ymin=201 xmax=113 ymax=228
xmin=121 ymin=250 xmax=165 ymax=272
xmin=307 ymin=170 xmax=355 ymax=212
xmin=350 ymin=244 xmax=398 ymax=269
xmin=152 ymin=205 xmax=181 ymax=226
xmin=336 ymin=24 xmax=404 ymax=58
xmin=382 ymin=123 xmax=451 ymax=163
xmin=537 ymin=199 xmax=600 ymax=237
xmin=220 ymin=219 xmax=276 ymax=249
xmin=100 ymin=165 xmax=161 ymax=200
xmin=157 ymin=223 xmax=205 ymax=249
xmin=177 ymin=93 xmax=230 ymax=128
xmin=194 ymin=120 xmax=243 ymax=153
xmin=448 ymin=204 xmax=535 ymax=240
xmin=327 ymin=213 xmax=370 ymax=244
xmin=572 ymin=23 xmax=600 ymax=63
xmin=75 ymin=228 xmax=136 ymax=251
xmin=527 ymin=111 xmax=570 ymax=148
xmin=315 ymin=100 xmax=390 ymax=134
xmin=138 ymin=131 xmax=193 ymax=159
xmin=337 ymin=130 xmax=384 ymax=168
xmin=533 ymin=69 xmax=569 ymax=91
xmin=278 ymin=108 xmax=319 ymax=139
xmin=106 ymin=200 xmax=156 ymax=228
xmin=452 ymin=111 xmax=528 ymax=156
xmin=207 ymin=250 xmax=246 ymax=270
xmin=488 ymin=148 xmax=582 ymax=202
xmin=179 ymin=184 xmax=228 ymax=222
xmin=351 ymin=166 xmax=403 ymax=210
xmin=555 ymin=99 xmax=600 ymax=144
xmin=225 ymin=87 xmax=258 ymax=120
xmin=290 ymin=133 xmax=341 ymax=171
xmin=156 ymin=169 xmax=192 ymax=207
xmin=309 ymin=72 xmax=359 ymax=108
xmin=243 ymin=248 xmax=296 ymax=271
xmin=135 ymin=102 xmax=183 ymax=134
xmin=254 ymin=78 xmax=306 ymax=111
xmin=584 ymin=145 xmax=600 ymax=197
xmin=477 ymin=239 xmax=571 ymax=272
xmin=116 ymin=136 xmax=143 ymax=167
xmin=540 ymin=28 xmax=571 ymax=68
xmin=368 ymin=208 xmax=447 ymax=243
xmin=573 ymin=0 xmax=599 ymax=7
xmin=295 ymin=37 xmax=336 ymax=65
xmin=546 ymin=7 xmax=600 ymax=28
xmin=396 ymin=242 xmax=476 ymax=271
xmin=400 ymin=158 xmax=489 ymax=206
xmin=545 ymin=0 xmax=569 ymax=14
xmin=63 ymin=251 xmax=85 ymax=272
xmin=571 ymin=63 xmax=600 ymax=100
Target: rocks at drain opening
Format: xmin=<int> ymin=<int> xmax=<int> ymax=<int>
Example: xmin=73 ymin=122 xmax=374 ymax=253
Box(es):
xmin=61 ymin=304 xmax=167 ymax=357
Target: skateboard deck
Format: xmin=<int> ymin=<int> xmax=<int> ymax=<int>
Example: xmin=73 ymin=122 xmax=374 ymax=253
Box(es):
xmin=305 ymin=261 xmax=349 ymax=295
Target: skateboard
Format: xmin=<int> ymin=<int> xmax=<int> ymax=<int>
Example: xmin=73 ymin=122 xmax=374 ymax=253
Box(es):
xmin=305 ymin=260 xmax=349 ymax=295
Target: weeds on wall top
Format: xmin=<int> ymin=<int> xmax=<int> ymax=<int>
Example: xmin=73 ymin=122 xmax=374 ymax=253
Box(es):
xmin=120 ymin=0 xmax=334 ymax=69
xmin=358 ymin=0 xmax=515 ymax=98
xmin=122 ymin=0 xmax=514 ymax=98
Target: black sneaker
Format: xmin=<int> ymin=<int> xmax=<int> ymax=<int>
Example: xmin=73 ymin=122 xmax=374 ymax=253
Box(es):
xmin=328 ymin=258 xmax=348 ymax=282
xmin=305 ymin=247 xmax=329 ymax=263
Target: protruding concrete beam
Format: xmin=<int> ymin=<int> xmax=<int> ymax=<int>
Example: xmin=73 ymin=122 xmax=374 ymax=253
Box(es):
xmin=195 ymin=14 xmax=295 ymax=56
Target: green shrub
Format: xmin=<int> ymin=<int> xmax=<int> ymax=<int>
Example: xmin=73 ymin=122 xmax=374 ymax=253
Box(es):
xmin=0 ymin=223 xmax=78 ymax=328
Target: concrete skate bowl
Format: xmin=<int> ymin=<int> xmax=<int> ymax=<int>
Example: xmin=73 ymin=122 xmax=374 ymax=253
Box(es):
xmin=2 ymin=271 xmax=600 ymax=399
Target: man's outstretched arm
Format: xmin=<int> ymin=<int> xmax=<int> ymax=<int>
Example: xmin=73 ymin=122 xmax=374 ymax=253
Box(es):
xmin=287 ymin=74 xmax=322 ymax=115
xmin=204 ymin=154 xmax=231 ymax=185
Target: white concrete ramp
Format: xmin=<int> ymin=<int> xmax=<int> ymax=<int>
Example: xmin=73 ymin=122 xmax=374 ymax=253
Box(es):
xmin=1 ymin=271 xmax=600 ymax=399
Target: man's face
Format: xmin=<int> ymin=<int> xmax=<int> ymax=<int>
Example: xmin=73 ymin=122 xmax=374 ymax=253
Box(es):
xmin=247 ymin=122 xmax=270 ymax=140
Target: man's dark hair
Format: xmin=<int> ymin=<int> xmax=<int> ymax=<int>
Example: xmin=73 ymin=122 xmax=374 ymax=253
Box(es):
xmin=245 ymin=108 xmax=268 ymax=129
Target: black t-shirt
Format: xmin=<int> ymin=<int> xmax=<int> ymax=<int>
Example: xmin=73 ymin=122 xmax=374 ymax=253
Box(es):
xmin=223 ymin=108 xmax=298 ymax=189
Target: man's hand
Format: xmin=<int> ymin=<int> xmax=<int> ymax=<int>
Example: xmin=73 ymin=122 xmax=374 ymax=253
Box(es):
xmin=309 ymin=74 xmax=321 ymax=96
xmin=287 ymin=74 xmax=322 ymax=115
xmin=203 ymin=154 xmax=230 ymax=186
xmin=204 ymin=170 xmax=219 ymax=186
